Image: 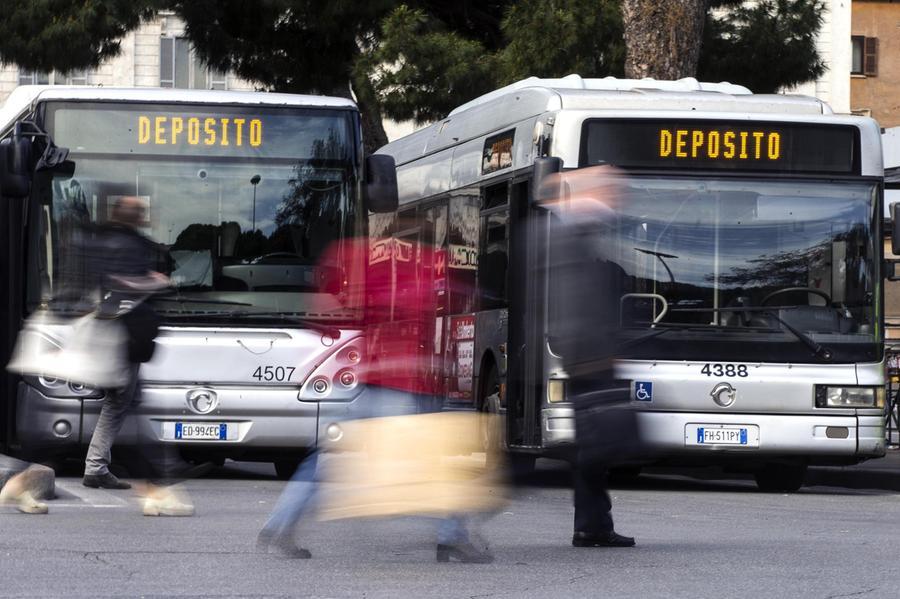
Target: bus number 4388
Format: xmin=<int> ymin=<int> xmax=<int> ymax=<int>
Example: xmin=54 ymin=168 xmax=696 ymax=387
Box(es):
xmin=700 ymin=363 xmax=748 ymax=378
xmin=252 ymin=366 xmax=296 ymax=382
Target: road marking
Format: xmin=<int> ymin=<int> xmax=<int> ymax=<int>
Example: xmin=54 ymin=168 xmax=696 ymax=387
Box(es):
xmin=55 ymin=480 xmax=131 ymax=507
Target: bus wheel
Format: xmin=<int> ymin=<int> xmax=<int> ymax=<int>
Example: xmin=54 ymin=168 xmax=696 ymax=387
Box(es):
xmin=273 ymin=459 xmax=302 ymax=480
xmin=754 ymin=463 xmax=807 ymax=492
xmin=479 ymin=367 xmax=504 ymax=464
xmin=508 ymin=453 xmax=537 ymax=477
xmin=609 ymin=466 xmax=642 ymax=485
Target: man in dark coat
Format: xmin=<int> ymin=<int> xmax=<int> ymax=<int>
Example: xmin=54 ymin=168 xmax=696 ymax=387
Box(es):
xmin=542 ymin=166 xmax=637 ymax=548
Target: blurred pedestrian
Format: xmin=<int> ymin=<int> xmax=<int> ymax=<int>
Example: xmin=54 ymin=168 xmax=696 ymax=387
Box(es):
xmin=0 ymin=466 xmax=48 ymax=514
xmin=541 ymin=166 xmax=639 ymax=548
xmin=257 ymin=231 xmax=495 ymax=562
xmin=77 ymin=196 xmax=201 ymax=516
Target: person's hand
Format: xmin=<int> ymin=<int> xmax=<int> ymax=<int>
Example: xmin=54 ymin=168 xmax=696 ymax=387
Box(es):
xmin=109 ymin=271 xmax=171 ymax=292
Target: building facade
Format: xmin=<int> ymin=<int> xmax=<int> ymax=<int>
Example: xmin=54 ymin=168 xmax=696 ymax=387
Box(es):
xmin=785 ymin=0 xmax=852 ymax=114
xmin=0 ymin=14 xmax=256 ymax=102
xmin=850 ymin=0 xmax=900 ymax=127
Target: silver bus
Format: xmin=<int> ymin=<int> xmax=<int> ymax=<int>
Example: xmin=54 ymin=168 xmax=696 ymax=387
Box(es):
xmin=376 ymin=75 xmax=886 ymax=491
xmin=0 ymin=86 xmax=396 ymax=477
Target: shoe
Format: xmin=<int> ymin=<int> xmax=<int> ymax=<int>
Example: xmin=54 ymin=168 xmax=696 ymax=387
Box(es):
xmin=436 ymin=542 xmax=494 ymax=563
xmin=0 ymin=472 xmax=49 ymax=515
xmin=82 ymin=472 xmax=131 ymax=490
xmin=142 ymin=488 xmax=194 ymax=517
xmin=572 ymin=530 xmax=636 ymax=547
xmin=257 ymin=530 xmax=311 ymax=559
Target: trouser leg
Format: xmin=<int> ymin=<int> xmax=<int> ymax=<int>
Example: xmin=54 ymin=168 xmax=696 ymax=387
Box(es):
xmin=572 ymin=456 xmax=614 ymax=534
xmin=84 ymin=368 xmax=139 ymax=476
xmin=261 ymin=451 xmax=320 ymax=539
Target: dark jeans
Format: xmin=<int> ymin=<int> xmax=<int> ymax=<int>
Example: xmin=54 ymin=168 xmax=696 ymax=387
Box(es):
xmin=572 ymin=455 xmax=614 ymax=534
xmin=570 ymin=377 xmax=615 ymax=535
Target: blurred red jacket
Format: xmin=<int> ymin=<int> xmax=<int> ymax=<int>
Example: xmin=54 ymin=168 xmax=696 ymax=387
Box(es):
xmin=318 ymin=237 xmax=439 ymax=396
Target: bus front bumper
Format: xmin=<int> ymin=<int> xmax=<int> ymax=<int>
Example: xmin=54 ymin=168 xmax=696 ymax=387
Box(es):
xmin=15 ymin=381 xmax=362 ymax=457
xmin=542 ymin=407 xmax=886 ymax=463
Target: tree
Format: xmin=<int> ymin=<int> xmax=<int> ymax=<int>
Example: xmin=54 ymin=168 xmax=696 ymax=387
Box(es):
xmin=698 ymin=0 xmax=826 ymax=93
xmin=372 ymin=0 xmax=827 ymax=123
xmin=172 ymin=0 xmax=396 ymax=153
xmin=371 ymin=0 xmax=625 ymax=125
xmin=622 ymin=0 xmax=710 ymax=79
xmin=0 ymin=0 xmax=395 ymax=153
xmin=0 ymin=0 xmax=159 ymax=73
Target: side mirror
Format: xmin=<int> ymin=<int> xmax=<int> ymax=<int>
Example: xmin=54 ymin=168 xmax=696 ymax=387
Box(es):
xmin=893 ymin=202 xmax=900 ymax=256
xmin=529 ymin=156 xmax=563 ymax=207
xmin=364 ymin=154 xmax=398 ymax=213
xmin=0 ymin=133 xmax=33 ymax=198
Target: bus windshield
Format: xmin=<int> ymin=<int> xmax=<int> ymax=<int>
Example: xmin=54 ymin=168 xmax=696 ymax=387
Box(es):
xmin=578 ymin=176 xmax=879 ymax=363
xmin=32 ymin=101 xmax=362 ymax=323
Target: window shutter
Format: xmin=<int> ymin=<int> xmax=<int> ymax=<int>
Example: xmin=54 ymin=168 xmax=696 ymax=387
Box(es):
xmin=864 ymin=37 xmax=878 ymax=76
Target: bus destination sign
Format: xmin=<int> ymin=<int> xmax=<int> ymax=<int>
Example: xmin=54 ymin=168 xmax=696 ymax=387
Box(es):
xmin=137 ymin=115 xmax=263 ymax=149
xmin=581 ymin=119 xmax=858 ymax=175
xmin=46 ymin=102 xmax=353 ymax=161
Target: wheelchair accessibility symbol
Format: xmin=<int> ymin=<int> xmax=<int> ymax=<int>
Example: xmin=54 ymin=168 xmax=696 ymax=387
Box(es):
xmin=634 ymin=381 xmax=653 ymax=402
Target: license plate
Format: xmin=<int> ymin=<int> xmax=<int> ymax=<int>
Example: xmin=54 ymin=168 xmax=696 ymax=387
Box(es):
xmin=685 ymin=424 xmax=759 ymax=447
xmin=698 ymin=427 xmax=746 ymax=444
xmin=175 ymin=423 xmax=227 ymax=440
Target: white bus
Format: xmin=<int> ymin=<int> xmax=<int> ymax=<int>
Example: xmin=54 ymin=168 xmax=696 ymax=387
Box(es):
xmin=375 ymin=75 xmax=886 ymax=491
xmin=0 ymin=86 xmax=396 ymax=477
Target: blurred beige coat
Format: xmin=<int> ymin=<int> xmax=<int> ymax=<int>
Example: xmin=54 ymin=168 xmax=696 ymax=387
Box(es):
xmin=317 ymin=412 xmax=507 ymax=520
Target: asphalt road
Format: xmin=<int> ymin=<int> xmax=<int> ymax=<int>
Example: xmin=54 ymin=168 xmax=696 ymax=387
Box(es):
xmin=2 ymin=458 xmax=899 ymax=599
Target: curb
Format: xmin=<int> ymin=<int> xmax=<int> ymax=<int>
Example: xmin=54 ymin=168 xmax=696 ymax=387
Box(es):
xmin=0 ymin=454 xmax=55 ymax=500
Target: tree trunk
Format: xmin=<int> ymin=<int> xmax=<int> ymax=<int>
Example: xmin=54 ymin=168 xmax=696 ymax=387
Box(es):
xmin=327 ymin=76 xmax=388 ymax=156
xmin=622 ymin=0 xmax=710 ymax=80
xmin=351 ymin=74 xmax=389 ymax=156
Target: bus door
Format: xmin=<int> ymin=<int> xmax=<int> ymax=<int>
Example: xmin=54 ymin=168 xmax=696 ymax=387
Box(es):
xmin=0 ymin=194 xmax=27 ymax=450
xmin=506 ymin=179 xmax=544 ymax=448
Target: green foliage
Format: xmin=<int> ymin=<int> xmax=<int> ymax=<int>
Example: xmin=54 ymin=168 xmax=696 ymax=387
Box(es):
xmin=372 ymin=0 xmax=624 ymax=124
xmin=0 ymin=0 xmax=160 ymax=73
xmin=172 ymin=0 xmax=394 ymax=95
xmin=499 ymin=0 xmax=624 ymax=81
xmin=698 ymin=0 xmax=826 ymax=93
xmin=369 ymin=6 xmax=500 ymax=124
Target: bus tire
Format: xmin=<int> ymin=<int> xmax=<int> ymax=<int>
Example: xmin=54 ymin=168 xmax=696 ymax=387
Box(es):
xmin=508 ymin=453 xmax=537 ymax=477
xmin=479 ymin=364 xmax=504 ymax=465
xmin=609 ymin=466 xmax=642 ymax=485
xmin=273 ymin=459 xmax=302 ymax=480
xmin=754 ymin=463 xmax=806 ymax=492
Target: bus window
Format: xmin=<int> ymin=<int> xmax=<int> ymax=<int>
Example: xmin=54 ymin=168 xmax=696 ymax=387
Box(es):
xmin=479 ymin=210 xmax=508 ymax=310
xmin=448 ymin=193 xmax=480 ymax=314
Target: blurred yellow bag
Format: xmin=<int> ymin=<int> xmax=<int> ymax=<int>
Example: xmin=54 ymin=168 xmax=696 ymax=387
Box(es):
xmin=317 ymin=411 xmax=507 ymax=520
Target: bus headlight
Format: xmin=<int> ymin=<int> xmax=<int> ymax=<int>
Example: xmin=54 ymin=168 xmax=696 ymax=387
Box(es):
xmin=815 ymin=385 xmax=884 ymax=408
xmin=298 ymin=339 xmax=365 ymax=402
xmin=547 ymin=379 xmax=566 ymax=403
xmin=27 ymin=374 xmax=103 ymax=399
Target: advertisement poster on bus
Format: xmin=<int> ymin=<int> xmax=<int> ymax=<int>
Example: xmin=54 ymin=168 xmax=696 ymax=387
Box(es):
xmin=447 ymin=315 xmax=475 ymax=401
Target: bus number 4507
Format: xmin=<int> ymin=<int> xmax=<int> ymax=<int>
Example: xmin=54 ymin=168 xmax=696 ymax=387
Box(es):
xmin=252 ymin=366 xmax=296 ymax=382
xmin=700 ymin=363 xmax=748 ymax=378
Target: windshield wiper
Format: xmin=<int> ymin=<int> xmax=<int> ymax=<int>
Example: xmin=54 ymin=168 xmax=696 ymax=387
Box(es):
xmin=160 ymin=309 xmax=342 ymax=339
xmin=669 ymin=306 xmax=834 ymax=361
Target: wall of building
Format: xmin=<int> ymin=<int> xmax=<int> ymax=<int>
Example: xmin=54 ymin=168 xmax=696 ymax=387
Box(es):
xmin=787 ymin=0 xmax=852 ymax=114
xmin=851 ymin=1 xmax=900 ymax=128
